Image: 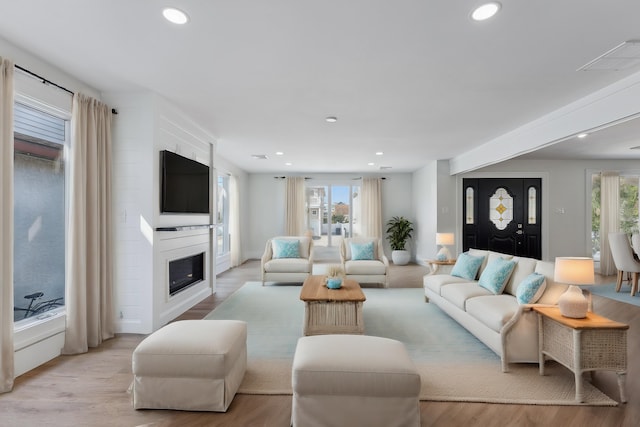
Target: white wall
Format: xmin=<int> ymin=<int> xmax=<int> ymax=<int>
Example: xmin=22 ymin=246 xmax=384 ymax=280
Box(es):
xmin=104 ymin=91 xmax=217 ymax=333
xmin=246 ymin=173 xmax=413 ymax=260
xmin=412 ymin=160 xmax=457 ymax=263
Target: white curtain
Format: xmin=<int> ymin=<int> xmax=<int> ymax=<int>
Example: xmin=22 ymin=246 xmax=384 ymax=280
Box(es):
xmin=229 ymin=175 xmax=241 ymax=267
xmin=285 ymin=177 xmax=306 ymax=235
xmin=600 ymin=171 xmax=620 ymax=276
xmin=63 ymin=93 xmax=114 ymax=354
xmin=361 ymin=178 xmax=382 ymax=238
xmin=0 ymin=57 xmax=15 ymax=393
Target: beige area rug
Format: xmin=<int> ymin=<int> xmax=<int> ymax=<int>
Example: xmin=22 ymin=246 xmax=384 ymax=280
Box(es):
xmin=238 ymin=358 xmax=618 ymax=406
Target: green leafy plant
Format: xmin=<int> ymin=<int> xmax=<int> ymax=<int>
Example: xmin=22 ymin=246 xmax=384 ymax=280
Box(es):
xmin=386 ymin=216 xmax=414 ymax=251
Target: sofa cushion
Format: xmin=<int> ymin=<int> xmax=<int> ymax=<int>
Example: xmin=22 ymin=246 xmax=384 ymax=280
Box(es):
xmin=468 ymin=249 xmax=490 ymax=275
xmin=516 ymin=273 xmax=547 ymax=304
xmin=424 ymin=275 xmax=470 ymax=296
xmin=440 ymin=283 xmax=493 ymax=310
xmin=465 ymin=295 xmax=519 ymax=333
xmin=534 ymin=261 xmax=569 ymax=304
xmin=478 ymin=258 xmax=516 ymax=294
xmin=272 ymin=239 xmax=300 ymax=258
xmin=264 ymin=258 xmax=311 ymax=273
xmin=345 ymin=259 xmax=386 ymax=275
xmin=343 ymin=238 xmax=379 ymax=260
xmin=504 ymin=257 xmax=538 ymax=296
xmin=450 ymin=252 xmax=485 ymax=280
xmin=350 ymin=241 xmax=374 ymax=260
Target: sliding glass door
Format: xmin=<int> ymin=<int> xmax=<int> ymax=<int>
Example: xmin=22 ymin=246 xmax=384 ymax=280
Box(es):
xmin=306 ymin=184 xmax=360 ymax=247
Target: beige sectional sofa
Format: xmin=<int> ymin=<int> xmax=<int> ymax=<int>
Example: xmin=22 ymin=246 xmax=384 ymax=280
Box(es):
xmin=423 ymin=249 xmax=571 ymax=372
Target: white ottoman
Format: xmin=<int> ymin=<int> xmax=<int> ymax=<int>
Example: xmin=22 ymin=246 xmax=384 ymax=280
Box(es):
xmin=292 ymin=335 xmax=421 ymax=427
xmin=132 ymin=319 xmax=247 ymax=412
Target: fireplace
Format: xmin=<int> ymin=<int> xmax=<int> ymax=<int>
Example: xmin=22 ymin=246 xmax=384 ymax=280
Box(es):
xmin=169 ymin=252 xmax=205 ymax=296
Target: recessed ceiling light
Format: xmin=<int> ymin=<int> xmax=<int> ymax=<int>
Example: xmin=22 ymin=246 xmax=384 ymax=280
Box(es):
xmin=325 ymin=116 xmax=338 ymax=123
xmin=285 ymin=162 xmax=293 ymax=166
xmin=367 ymin=162 xmax=375 ymax=166
xmin=577 ymin=133 xmax=589 ymax=139
xmin=375 ymin=151 xmax=384 ymax=156
xmin=471 ymin=2 xmax=501 ymax=21
xmin=163 ymin=7 xmax=189 ymax=25
xmin=275 ymin=151 xmax=284 ymax=156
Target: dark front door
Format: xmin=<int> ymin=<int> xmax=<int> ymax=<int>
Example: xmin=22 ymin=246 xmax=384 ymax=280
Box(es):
xmin=462 ymin=178 xmax=542 ymax=259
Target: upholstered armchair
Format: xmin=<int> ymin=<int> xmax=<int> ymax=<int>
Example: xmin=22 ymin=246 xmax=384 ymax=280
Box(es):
xmin=261 ymin=236 xmax=314 ymax=285
xmin=340 ymin=237 xmax=389 ymax=287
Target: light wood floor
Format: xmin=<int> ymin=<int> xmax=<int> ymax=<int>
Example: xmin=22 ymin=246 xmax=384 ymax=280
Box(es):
xmin=1 ymin=260 xmax=639 ymax=427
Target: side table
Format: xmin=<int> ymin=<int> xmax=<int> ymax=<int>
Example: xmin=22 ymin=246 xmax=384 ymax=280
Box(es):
xmin=425 ymin=259 xmax=456 ymax=275
xmin=533 ymin=306 xmax=628 ymax=403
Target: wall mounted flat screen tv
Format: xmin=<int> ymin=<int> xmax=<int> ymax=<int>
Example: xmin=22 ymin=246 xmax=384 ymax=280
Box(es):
xmin=160 ymin=150 xmax=210 ymax=214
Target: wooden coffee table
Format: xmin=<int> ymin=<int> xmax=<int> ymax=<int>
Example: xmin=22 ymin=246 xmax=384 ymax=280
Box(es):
xmin=300 ymin=275 xmax=366 ymax=336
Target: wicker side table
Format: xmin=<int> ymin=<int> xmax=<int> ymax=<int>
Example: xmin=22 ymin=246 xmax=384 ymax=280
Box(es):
xmin=425 ymin=259 xmax=456 ymax=275
xmin=533 ymin=306 xmax=629 ymax=403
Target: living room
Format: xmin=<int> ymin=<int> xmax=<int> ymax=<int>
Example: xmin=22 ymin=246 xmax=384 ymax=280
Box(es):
xmin=2 ymin=2 xmax=640 ymax=426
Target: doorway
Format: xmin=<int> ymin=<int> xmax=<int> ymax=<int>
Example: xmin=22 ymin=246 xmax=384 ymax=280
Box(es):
xmin=463 ymin=178 xmax=542 ymax=259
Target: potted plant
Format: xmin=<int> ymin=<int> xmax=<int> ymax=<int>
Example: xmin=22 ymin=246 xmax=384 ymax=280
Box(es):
xmin=386 ymin=216 xmax=414 ymax=265
xmin=325 ymin=265 xmax=345 ymax=289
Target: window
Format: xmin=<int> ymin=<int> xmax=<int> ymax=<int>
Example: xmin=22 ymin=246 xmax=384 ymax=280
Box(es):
xmin=216 ymin=174 xmax=230 ymax=258
xmin=591 ymin=173 xmax=640 ymax=260
xmin=306 ymin=184 xmax=360 ymax=247
xmin=13 ymin=103 xmax=68 ymax=323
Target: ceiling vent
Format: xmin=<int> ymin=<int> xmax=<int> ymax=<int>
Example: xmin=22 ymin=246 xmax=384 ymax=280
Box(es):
xmin=379 ymin=166 xmax=392 ymax=170
xmin=251 ymin=154 xmax=268 ymax=160
xmin=578 ymin=40 xmax=640 ymax=71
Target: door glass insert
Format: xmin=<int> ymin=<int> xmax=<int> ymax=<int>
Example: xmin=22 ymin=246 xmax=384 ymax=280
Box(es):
xmin=528 ymin=187 xmax=537 ymax=224
xmin=489 ymin=187 xmax=513 ymax=230
xmin=466 ymin=187 xmax=474 ymax=224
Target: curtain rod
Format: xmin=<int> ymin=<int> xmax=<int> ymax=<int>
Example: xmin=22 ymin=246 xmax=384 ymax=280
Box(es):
xmin=14 ymin=64 xmax=118 ymax=115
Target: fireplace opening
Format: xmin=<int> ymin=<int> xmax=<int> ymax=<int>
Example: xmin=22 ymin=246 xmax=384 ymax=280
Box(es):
xmin=169 ymin=252 xmax=205 ymax=296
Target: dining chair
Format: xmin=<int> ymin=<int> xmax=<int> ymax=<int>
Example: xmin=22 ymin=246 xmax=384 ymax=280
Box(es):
xmin=608 ymin=232 xmax=640 ymax=296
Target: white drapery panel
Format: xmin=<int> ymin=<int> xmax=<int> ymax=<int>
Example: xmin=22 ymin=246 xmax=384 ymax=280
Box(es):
xmin=285 ymin=177 xmax=306 ymax=236
xmin=600 ymin=171 xmax=620 ymax=276
xmin=63 ymin=93 xmax=114 ymax=354
xmin=229 ymin=175 xmax=241 ymax=267
xmin=0 ymin=57 xmax=15 ymax=393
xmin=360 ymin=178 xmax=382 ymax=238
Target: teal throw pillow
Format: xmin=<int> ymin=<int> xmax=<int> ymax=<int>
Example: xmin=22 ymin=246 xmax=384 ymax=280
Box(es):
xmin=450 ymin=252 xmax=485 ymax=280
xmin=351 ymin=242 xmax=375 ymax=260
xmin=272 ymin=239 xmax=300 ymax=259
xmin=478 ymin=258 xmax=516 ymax=294
xmin=516 ymin=273 xmax=547 ymax=304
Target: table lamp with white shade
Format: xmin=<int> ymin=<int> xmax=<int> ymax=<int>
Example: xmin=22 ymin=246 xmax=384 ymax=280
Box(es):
xmin=435 ymin=233 xmax=455 ymax=261
xmin=554 ymin=257 xmax=595 ymax=318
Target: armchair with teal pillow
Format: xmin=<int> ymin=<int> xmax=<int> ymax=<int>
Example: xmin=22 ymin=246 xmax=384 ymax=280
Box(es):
xmin=261 ymin=236 xmax=314 ymax=285
xmin=340 ymin=237 xmax=389 ymax=287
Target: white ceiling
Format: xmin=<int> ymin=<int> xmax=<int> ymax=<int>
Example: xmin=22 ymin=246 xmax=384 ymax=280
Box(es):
xmin=1 ymin=1 xmax=640 ymax=173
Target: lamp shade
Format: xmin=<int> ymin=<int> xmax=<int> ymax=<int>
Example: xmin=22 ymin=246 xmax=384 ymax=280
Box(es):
xmin=436 ymin=233 xmax=455 ymax=246
xmin=554 ymin=257 xmax=595 ymax=285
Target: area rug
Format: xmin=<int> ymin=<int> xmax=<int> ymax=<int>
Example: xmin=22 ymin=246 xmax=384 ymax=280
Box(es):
xmin=205 ymin=282 xmax=618 ymax=406
xmin=582 ymin=283 xmax=640 ymax=308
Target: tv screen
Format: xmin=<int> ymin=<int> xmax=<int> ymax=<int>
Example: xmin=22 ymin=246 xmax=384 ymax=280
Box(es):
xmin=160 ymin=150 xmax=210 ymax=214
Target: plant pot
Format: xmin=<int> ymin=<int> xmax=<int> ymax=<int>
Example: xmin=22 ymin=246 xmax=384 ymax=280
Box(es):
xmin=391 ymin=250 xmax=411 ymax=265
xmin=326 ymin=277 xmax=343 ymax=289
